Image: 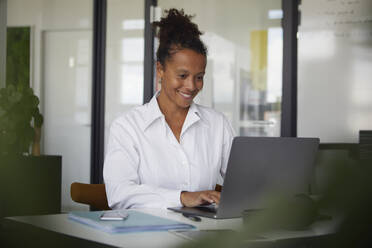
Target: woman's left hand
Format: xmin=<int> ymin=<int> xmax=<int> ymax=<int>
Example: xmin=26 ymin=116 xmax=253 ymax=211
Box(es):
xmin=180 ymin=190 xmax=220 ymax=207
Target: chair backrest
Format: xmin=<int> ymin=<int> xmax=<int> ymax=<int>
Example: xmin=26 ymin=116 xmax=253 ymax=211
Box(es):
xmin=70 ymin=182 xmax=111 ymax=210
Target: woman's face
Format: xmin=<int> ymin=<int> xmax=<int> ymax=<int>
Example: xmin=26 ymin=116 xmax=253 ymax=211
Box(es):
xmin=157 ymin=48 xmax=206 ymax=110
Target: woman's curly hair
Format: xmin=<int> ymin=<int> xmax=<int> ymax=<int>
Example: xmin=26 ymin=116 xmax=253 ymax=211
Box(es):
xmin=153 ymin=8 xmax=207 ymax=67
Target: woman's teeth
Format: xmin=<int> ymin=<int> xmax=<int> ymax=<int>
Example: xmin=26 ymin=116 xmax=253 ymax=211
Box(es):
xmin=179 ymin=92 xmax=192 ymax=98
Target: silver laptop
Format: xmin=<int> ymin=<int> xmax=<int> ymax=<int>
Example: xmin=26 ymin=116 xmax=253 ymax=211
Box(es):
xmin=168 ymin=136 xmax=319 ymax=219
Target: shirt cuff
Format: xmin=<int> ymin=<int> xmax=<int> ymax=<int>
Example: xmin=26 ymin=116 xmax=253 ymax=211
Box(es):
xmin=162 ymin=189 xmax=183 ymax=208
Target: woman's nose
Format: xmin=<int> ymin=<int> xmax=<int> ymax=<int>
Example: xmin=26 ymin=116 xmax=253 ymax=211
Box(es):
xmin=184 ymin=77 xmax=196 ymax=91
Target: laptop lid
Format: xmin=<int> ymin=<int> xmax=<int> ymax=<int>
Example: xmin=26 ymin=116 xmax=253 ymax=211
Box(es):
xmin=168 ymin=136 xmax=319 ymax=219
xmin=216 ymin=136 xmax=319 ymax=219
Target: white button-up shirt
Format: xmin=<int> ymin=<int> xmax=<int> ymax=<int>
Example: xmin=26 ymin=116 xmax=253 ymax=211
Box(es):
xmin=103 ymin=93 xmax=235 ymax=209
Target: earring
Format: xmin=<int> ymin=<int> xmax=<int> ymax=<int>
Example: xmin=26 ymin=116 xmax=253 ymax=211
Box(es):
xmin=159 ymin=78 xmax=162 ymax=84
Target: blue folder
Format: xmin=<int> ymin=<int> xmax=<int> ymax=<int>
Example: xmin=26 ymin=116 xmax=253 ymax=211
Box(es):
xmin=68 ymin=210 xmax=195 ymax=234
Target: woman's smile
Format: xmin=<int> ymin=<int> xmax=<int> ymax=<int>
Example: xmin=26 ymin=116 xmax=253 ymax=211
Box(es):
xmin=177 ymin=90 xmax=193 ymax=100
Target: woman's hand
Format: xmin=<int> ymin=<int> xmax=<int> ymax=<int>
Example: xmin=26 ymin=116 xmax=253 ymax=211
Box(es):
xmin=180 ymin=190 xmax=221 ymax=207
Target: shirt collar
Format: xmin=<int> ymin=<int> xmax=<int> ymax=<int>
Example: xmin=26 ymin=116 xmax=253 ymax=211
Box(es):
xmin=188 ymin=101 xmax=209 ymax=127
xmin=142 ymin=91 xmax=209 ymax=132
xmin=143 ymin=91 xmax=164 ymax=132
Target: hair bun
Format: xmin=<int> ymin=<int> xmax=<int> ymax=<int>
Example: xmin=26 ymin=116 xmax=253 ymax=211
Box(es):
xmin=153 ymin=8 xmax=207 ymax=66
xmin=154 ymin=9 xmax=202 ymax=43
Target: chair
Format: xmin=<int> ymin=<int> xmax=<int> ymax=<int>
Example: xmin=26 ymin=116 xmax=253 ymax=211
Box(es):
xmin=70 ymin=182 xmax=111 ymax=210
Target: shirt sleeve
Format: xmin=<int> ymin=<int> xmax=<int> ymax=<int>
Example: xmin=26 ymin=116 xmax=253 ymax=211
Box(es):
xmin=103 ymin=118 xmax=183 ymax=209
xmin=219 ymin=114 xmax=236 ymax=184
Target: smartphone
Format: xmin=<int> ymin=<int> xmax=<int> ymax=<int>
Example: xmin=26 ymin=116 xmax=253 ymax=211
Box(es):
xmin=100 ymin=210 xmax=129 ymax=221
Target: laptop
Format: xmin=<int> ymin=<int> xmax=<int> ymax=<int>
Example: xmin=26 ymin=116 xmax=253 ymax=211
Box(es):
xmin=168 ymin=136 xmax=319 ymax=219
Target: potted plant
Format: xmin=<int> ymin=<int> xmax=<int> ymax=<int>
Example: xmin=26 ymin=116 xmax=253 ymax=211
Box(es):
xmin=0 ymin=84 xmax=43 ymax=155
xmin=0 ymin=84 xmax=61 ymax=217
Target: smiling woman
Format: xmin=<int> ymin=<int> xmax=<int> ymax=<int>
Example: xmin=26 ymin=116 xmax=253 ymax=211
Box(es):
xmin=103 ymin=8 xmax=235 ymax=210
xmin=156 ymin=49 xmax=206 ymax=141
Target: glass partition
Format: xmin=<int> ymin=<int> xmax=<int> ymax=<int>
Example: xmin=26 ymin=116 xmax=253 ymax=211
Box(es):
xmin=298 ymin=0 xmax=372 ymax=142
xmin=104 ymin=0 xmax=145 ymax=151
xmin=7 ymin=0 xmax=93 ymax=211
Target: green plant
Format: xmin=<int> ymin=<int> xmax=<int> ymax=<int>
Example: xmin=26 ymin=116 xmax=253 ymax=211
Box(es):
xmin=0 ymin=84 xmax=43 ymax=155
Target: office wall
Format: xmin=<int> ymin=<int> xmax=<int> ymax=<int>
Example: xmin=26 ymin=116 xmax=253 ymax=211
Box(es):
xmin=298 ymin=0 xmax=372 ymax=142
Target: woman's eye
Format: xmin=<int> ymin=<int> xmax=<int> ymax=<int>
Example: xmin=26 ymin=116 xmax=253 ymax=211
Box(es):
xmin=197 ymin=76 xmax=204 ymax=81
xmin=179 ymin=74 xmax=187 ymax=79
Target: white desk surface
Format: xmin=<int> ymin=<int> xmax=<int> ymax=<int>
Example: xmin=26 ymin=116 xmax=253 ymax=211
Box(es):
xmin=8 ymin=209 xmax=337 ymax=248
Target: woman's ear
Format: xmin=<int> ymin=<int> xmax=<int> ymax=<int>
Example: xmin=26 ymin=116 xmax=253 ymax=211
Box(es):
xmin=156 ymin=62 xmax=164 ymax=82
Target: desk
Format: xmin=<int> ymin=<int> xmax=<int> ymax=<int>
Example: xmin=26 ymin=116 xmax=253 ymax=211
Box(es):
xmin=3 ymin=209 xmax=337 ymax=248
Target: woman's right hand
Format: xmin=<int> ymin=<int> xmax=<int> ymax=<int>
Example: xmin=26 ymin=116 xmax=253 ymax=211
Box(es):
xmin=180 ymin=190 xmax=220 ymax=207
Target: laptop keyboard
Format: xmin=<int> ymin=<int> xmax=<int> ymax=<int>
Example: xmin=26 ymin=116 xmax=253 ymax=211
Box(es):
xmin=195 ymin=203 xmax=218 ymax=213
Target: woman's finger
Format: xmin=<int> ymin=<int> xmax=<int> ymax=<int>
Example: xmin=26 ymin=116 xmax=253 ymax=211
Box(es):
xmin=200 ymin=193 xmax=215 ymax=204
xmin=208 ymin=190 xmax=221 ymax=198
xmin=210 ymin=194 xmax=220 ymax=204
